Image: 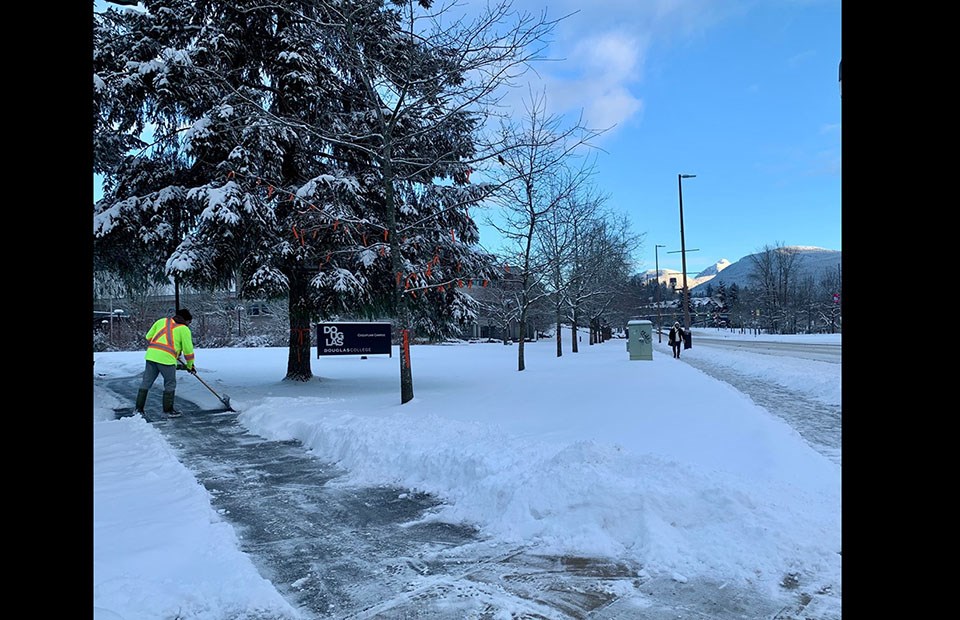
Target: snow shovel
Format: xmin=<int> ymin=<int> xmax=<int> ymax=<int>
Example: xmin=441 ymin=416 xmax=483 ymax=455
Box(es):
xmin=183 ymin=364 xmax=235 ymax=412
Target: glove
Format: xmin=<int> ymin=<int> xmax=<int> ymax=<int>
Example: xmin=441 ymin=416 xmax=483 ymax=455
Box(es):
xmin=188 ymin=366 xmax=197 ymax=375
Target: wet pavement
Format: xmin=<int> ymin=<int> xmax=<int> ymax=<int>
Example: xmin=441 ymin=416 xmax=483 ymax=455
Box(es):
xmin=109 ymin=374 xmax=836 ymax=619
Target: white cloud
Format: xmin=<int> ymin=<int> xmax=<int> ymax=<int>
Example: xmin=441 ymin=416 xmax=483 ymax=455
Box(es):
xmin=535 ymin=32 xmax=646 ymax=132
xmin=507 ymin=0 xmax=748 ymax=136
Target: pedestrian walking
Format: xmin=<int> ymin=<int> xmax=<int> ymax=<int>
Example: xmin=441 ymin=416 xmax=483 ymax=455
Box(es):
xmin=134 ymin=308 xmax=196 ymax=417
xmin=668 ymin=321 xmax=683 ymax=359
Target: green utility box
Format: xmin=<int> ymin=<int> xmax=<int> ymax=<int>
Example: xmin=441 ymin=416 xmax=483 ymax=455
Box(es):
xmin=626 ymin=319 xmax=653 ymax=361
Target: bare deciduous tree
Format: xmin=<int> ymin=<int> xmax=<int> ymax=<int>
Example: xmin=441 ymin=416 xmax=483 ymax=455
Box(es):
xmin=486 ymin=88 xmax=606 ymax=370
xmin=564 ymin=212 xmax=641 ymax=350
xmin=748 ymin=243 xmax=803 ymax=333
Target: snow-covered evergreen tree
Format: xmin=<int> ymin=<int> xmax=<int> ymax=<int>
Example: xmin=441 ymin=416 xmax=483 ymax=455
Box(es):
xmin=94 ymin=1 xmax=551 ymax=395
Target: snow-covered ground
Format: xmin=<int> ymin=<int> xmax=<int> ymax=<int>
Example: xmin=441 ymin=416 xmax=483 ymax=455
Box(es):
xmin=94 ymin=328 xmax=841 ymax=619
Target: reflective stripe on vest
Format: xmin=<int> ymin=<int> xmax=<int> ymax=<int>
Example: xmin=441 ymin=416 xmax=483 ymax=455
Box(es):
xmin=147 ymin=318 xmax=178 ymax=357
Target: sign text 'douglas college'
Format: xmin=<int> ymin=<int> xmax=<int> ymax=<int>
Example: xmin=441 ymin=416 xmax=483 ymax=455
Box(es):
xmin=316 ymin=322 xmax=392 ymax=357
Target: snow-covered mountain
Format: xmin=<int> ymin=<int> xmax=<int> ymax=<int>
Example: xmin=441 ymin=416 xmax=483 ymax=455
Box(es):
xmin=640 ymin=259 xmax=730 ymax=290
xmin=689 ymin=247 xmax=840 ymax=294
xmin=639 ymin=248 xmax=841 ymax=295
xmin=694 ymin=259 xmax=731 ymax=279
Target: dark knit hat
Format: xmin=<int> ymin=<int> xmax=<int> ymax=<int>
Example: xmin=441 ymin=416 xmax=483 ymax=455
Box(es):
xmin=174 ymin=308 xmax=193 ymax=322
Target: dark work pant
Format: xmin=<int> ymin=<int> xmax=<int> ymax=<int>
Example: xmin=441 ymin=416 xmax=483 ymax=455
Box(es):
xmin=671 ymin=343 xmax=681 ymax=358
xmin=139 ymin=360 xmax=177 ymax=394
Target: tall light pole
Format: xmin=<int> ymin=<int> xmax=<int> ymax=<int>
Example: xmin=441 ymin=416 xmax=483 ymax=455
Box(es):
xmin=654 ymin=244 xmax=666 ymax=342
xmin=677 ymin=173 xmax=696 ymax=329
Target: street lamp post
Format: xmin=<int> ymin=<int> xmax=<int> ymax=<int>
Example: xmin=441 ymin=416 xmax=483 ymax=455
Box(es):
xmin=109 ymin=299 xmax=124 ymax=344
xmin=654 ymin=244 xmax=666 ymax=342
xmin=677 ymin=173 xmax=696 ymax=329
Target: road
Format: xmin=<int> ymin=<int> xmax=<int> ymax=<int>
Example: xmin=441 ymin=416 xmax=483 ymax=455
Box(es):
xmin=686 ymin=332 xmax=841 ymax=363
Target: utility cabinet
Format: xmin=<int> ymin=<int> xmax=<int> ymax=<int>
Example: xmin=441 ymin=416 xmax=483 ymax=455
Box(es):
xmin=626 ymin=320 xmax=653 ymax=361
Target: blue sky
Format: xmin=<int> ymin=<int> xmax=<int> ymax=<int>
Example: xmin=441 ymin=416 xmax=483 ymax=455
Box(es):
xmin=499 ymin=0 xmax=842 ymax=273
xmin=95 ymin=0 xmax=841 ymax=275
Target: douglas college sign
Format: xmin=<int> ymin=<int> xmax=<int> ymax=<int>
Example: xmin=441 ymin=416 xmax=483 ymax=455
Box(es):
xmin=316 ymin=322 xmax=392 ymax=357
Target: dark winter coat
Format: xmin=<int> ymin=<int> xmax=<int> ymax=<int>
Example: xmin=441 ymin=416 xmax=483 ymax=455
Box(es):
xmin=668 ymin=325 xmax=682 ymax=346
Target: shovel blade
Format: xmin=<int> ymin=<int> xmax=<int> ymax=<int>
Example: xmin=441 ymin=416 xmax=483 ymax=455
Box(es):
xmin=221 ymin=394 xmax=235 ymax=411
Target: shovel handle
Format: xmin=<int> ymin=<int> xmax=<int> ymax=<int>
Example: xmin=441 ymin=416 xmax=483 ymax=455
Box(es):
xmin=183 ymin=361 xmax=234 ymax=411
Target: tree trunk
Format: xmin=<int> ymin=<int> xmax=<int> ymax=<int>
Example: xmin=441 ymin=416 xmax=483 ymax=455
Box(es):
xmin=517 ymin=312 xmax=526 ymax=371
xmin=571 ymin=315 xmax=579 ymax=353
xmin=285 ymin=269 xmax=313 ymax=382
xmin=555 ymin=315 xmax=562 ymax=357
xmin=399 ymin=325 xmax=413 ymax=403
xmin=395 ymin=276 xmax=415 ymax=405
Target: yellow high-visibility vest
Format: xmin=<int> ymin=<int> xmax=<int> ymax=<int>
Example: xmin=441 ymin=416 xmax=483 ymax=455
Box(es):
xmin=144 ymin=317 xmax=195 ymax=368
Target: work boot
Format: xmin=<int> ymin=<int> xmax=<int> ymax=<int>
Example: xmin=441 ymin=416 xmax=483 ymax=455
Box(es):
xmin=162 ymin=392 xmax=182 ymax=417
xmin=134 ymin=389 xmax=149 ymax=414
